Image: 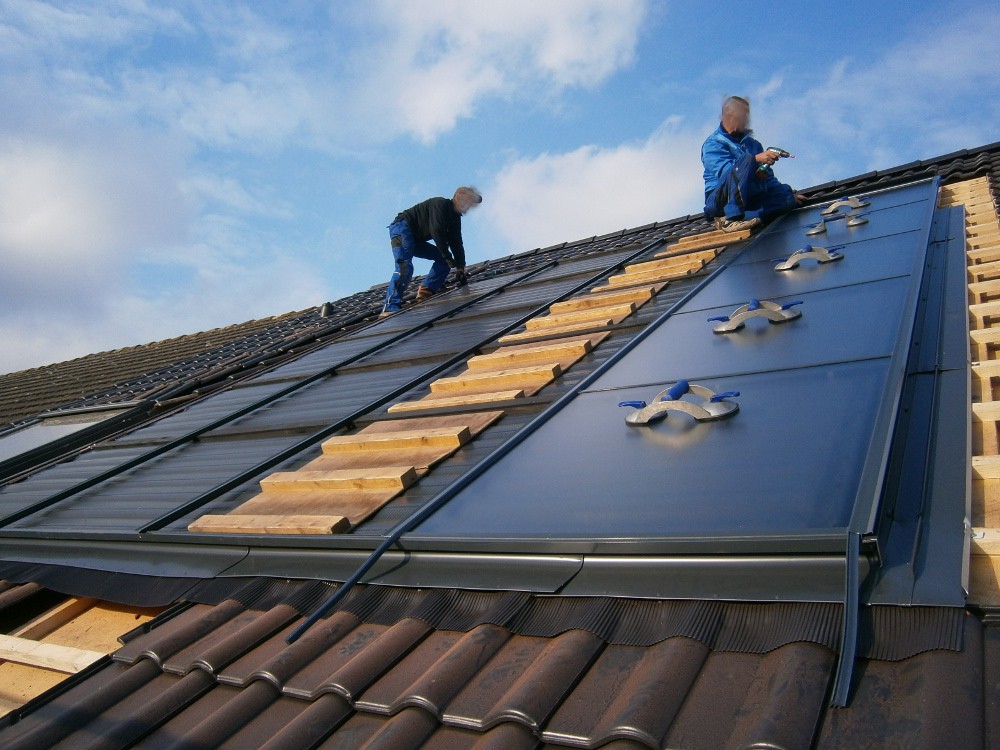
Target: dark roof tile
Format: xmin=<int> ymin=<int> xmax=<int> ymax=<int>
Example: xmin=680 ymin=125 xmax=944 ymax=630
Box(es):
xmin=282 ymin=618 xmax=425 ymax=700
xmin=188 ymin=603 xmax=300 ymax=676
xmin=113 ymin=600 xmax=246 ymax=667
xmin=541 ymin=638 xmax=708 ymax=747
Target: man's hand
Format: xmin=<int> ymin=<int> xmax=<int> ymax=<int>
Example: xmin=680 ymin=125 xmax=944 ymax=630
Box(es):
xmin=755 ymin=150 xmax=779 ymax=166
xmin=454 ymin=268 xmax=468 ymax=287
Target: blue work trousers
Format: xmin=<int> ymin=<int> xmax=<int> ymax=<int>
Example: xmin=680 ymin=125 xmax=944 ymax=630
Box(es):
xmin=704 ymin=152 xmax=797 ymax=222
xmin=383 ymin=219 xmax=450 ymax=311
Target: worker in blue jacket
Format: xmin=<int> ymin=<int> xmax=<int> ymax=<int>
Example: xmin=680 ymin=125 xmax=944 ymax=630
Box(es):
xmin=381 ymin=186 xmax=482 ymax=316
xmin=702 ymin=96 xmax=800 ymax=232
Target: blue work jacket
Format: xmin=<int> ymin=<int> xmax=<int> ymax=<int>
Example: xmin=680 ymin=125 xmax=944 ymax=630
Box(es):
xmin=701 ymin=123 xmax=764 ymax=197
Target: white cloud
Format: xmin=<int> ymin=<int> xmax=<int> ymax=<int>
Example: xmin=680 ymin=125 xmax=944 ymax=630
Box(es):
xmin=357 ymin=0 xmax=649 ymax=142
xmin=0 ymin=134 xmax=189 ymax=291
xmin=481 ymin=118 xmax=706 ymax=254
xmin=758 ymin=7 xmax=1000 ymax=184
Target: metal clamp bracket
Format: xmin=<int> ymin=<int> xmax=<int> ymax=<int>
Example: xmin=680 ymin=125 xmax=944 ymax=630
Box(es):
xmin=806 ymin=211 xmax=869 ymax=235
xmin=820 ymin=196 xmax=870 ymax=215
xmin=774 ymin=244 xmax=844 ymax=271
xmin=707 ymin=298 xmax=803 ymax=333
xmin=619 ymin=380 xmax=739 ymax=425
xmin=806 ymin=197 xmax=870 ymax=236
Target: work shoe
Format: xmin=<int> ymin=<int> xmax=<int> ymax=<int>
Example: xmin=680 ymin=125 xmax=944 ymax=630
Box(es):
xmin=415 ymin=285 xmax=436 ymax=301
xmin=379 ymin=306 xmax=400 ymax=318
xmin=714 ymin=216 xmax=761 ymax=233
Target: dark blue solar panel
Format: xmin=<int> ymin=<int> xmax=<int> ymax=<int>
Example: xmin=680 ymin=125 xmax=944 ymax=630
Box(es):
xmin=410 ymin=179 xmax=940 ymax=551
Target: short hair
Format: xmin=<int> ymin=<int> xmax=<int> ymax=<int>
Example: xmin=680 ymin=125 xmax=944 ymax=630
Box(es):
xmin=453 ymin=186 xmax=482 ymax=205
xmin=721 ymin=96 xmax=750 ymax=118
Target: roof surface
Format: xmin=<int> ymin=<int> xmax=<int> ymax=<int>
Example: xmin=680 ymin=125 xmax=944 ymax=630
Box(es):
xmin=1 ymin=142 xmax=999 ymax=748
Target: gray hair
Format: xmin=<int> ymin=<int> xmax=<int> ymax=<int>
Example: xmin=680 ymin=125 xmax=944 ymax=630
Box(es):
xmin=721 ymin=95 xmax=750 ymax=118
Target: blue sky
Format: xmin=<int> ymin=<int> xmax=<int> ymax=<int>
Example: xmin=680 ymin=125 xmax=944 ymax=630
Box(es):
xmin=2 ymin=1 xmax=999 ymax=374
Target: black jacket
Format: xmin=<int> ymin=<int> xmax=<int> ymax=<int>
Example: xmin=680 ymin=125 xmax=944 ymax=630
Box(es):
xmin=395 ymin=197 xmax=466 ymax=268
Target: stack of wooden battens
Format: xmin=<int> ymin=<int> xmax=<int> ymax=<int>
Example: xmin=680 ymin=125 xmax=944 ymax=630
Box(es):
xmin=188 ymin=229 xmax=750 ymax=535
xmin=939 ymin=176 xmax=1000 ymax=605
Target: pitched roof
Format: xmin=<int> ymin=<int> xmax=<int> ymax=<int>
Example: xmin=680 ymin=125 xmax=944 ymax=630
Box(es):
xmin=1 ymin=141 xmax=999 ymax=747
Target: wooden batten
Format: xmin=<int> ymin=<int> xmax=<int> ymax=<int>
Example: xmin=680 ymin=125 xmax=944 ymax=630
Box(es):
xmin=297 ymin=446 xmax=459 ymax=473
xmin=259 ymin=465 xmax=418 ymax=492
xmin=549 ymin=287 xmax=654 ymax=314
xmin=968 ymin=259 xmax=1000 ymax=282
xmin=970 ymin=299 xmax=1000 ymax=327
xmin=623 ymin=253 xmax=711 ymax=276
xmin=388 ymin=389 xmax=526 ymax=413
xmin=466 ymin=339 xmax=594 ymax=370
xmin=650 ymin=247 xmax=721 ymax=264
xmin=0 ymin=634 xmax=105 ymax=674
xmin=661 ymin=228 xmax=750 ymax=253
xmin=321 ymin=426 xmax=471 ymax=454
xmin=524 ymin=303 xmax=635 ymax=331
xmin=500 ymin=319 xmax=613 ymax=344
xmin=227 ymin=488 xmax=403 ymax=524
xmin=968 ymin=278 xmax=1000 ymax=301
xmin=603 ymin=262 xmax=701 ymax=288
xmin=430 ymin=364 xmax=561 ymax=393
xmin=187 ymin=514 xmax=351 ymax=535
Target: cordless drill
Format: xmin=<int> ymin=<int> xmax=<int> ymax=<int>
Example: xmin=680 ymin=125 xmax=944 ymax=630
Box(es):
xmin=757 ymin=146 xmax=795 ymax=177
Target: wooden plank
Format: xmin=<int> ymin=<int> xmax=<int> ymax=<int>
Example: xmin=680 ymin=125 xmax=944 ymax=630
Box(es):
xmin=968 ymin=279 xmax=1000 ymax=299
xmin=973 ymin=478 xmax=1000 ymax=527
xmin=969 ymin=227 xmax=1000 ymax=240
xmin=968 ymin=245 xmax=1000 ymax=264
xmin=973 ymin=455 xmax=1000 ymax=479
xmin=974 ymin=361 xmax=1000 ymax=380
xmin=969 ymin=554 xmax=1000 ymax=607
xmin=651 ymin=247 xmax=720 ymax=264
xmin=321 ymin=426 xmax=471 ymax=454
xmin=973 ymin=401 xmax=1000 ymax=423
xmin=188 ymin=514 xmax=351 ymax=535
xmin=941 ymin=183 xmax=990 ymax=197
xmin=970 ymin=300 xmax=1000 ymax=326
xmin=942 ymin=191 xmax=992 ymax=205
xmin=298 ymin=446 xmax=458 ymax=473
xmin=524 ymin=303 xmax=635 ymax=331
xmin=388 ymin=390 xmax=525 ymax=413
xmin=972 ymin=240 xmax=1000 ymax=256
xmin=972 ymin=528 xmax=1000 ymax=555
xmin=466 ymin=340 xmax=593 ymax=370
xmin=968 ymin=259 xmax=1000 ymax=282
xmin=225 ymin=490 xmax=399 ymax=525
xmin=0 ymin=634 xmax=104 ymax=674
xmin=969 ymin=300 xmax=1000 ymax=318
xmin=358 ymin=411 xmax=504 ymax=437
xmin=623 ymin=254 xmax=710 ymax=275
xmin=603 ymin=262 xmax=701 ymax=288
xmin=663 ymin=229 xmax=750 ymax=252
xmin=970 ymin=328 xmax=1000 ymax=346
xmin=430 ymin=364 xmax=560 ymax=393
xmin=260 ymin=466 xmax=417 ymax=492
xmin=487 ymin=333 xmax=609 ymax=353
xmin=548 ymin=287 xmax=653 ymax=314
xmin=12 ymin=598 xmax=96 ymax=641
xmin=500 ymin=319 xmax=612 ymax=344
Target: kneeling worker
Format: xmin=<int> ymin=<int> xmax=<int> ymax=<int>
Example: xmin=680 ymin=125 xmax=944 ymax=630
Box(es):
xmin=702 ymin=95 xmax=801 ymax=233
xmin=382 ymin=186 xmax=482 ymax=316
